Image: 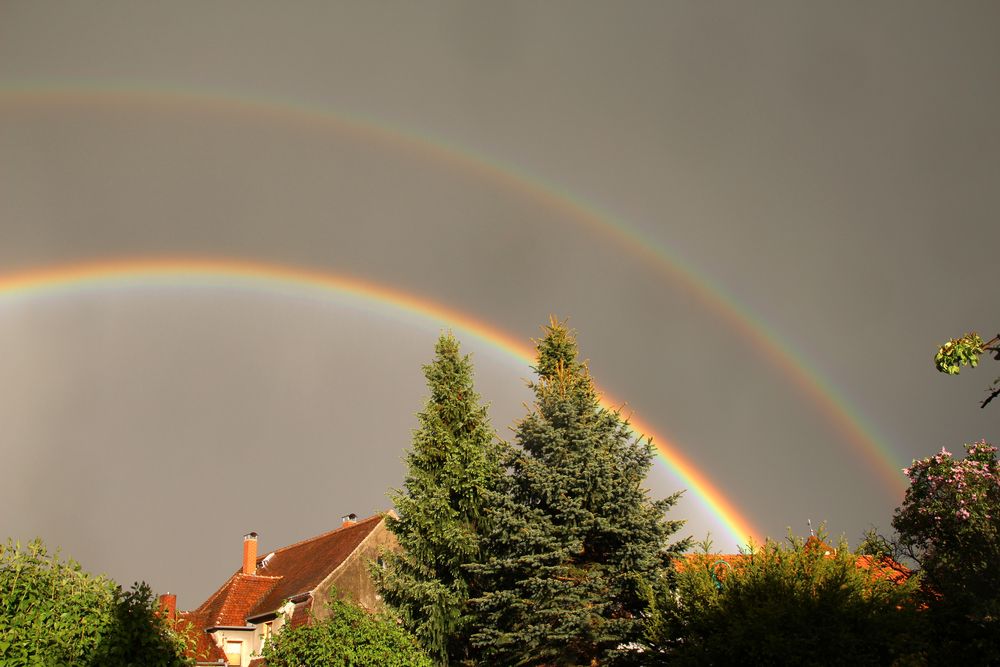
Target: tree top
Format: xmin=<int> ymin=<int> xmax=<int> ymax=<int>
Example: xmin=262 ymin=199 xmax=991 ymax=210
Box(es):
xmin=532 ymin=317 xmax=595 ymax=399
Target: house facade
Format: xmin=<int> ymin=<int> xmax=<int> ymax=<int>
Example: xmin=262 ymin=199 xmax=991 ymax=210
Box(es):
xmin=162 ymin=512 xmax=398 ymax=666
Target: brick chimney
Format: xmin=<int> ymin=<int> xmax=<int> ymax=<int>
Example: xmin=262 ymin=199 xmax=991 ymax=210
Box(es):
xmin=341 ymin=513 xmax=357 ymax=527
xmin=243 ymin=532 xmax=258 ymax=575
xmin=158 ymin=593 xmax=177 ymax=621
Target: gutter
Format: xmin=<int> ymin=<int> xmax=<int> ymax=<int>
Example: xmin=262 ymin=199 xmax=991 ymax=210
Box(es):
xmin=245 ymin=591 xmax=311 ymax=623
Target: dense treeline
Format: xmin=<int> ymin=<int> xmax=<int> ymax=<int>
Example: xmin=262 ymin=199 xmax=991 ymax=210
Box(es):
xmin=379 ymin=321 xmax=1000 ymax=665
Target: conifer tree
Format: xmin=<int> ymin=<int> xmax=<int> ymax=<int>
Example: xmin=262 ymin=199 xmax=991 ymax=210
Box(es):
xmin=376 ymin=333 xmax=503 ymax=666
xmin=471 ymin=319 xmax=690 ymax=666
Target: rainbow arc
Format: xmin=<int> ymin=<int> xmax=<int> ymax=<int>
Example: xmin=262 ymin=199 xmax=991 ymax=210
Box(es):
xmin=0 ymin=85 xmax=907 ymax=496
xmin=0 ymin=257 xmax=760 ymax=546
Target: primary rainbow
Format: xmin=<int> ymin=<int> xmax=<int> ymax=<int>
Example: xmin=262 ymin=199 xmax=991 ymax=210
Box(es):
xmin=0 ymin=257 xmax=760 ymax=545
xmin=0 ymin=84 xmax=907 ymax=496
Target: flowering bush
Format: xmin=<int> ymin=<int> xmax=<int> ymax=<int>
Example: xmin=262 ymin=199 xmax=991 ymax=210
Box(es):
xmin=893 ymin=441 xmax=1000 ymax=661
xmin=894 ymin=441 xmax=999 ymax=582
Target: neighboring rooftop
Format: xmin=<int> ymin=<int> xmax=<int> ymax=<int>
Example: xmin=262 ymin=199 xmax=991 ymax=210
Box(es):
xmin=173 ymin=513 xmax=392 ymax=665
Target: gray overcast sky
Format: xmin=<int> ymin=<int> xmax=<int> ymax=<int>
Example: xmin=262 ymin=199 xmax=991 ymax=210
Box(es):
xmin=1 ymin=2 xmax=998 ymax=607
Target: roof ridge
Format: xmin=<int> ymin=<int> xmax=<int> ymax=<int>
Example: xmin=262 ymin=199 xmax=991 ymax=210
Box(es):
xmin=263 ymin=512 xmax=384 ymax=556
xmin=234 ymin=572 xmax=283 ymax=580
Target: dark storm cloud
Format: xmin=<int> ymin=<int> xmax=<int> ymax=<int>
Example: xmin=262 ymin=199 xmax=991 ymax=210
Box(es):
xmin=1 ymin=1 xmax=998 ymax=604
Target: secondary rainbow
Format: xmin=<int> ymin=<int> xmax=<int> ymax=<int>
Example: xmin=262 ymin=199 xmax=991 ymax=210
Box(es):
xmin=0 ymin=85 xmax=907 ymax=495
xmin=0 ymin=257 xmax=760 ymax=545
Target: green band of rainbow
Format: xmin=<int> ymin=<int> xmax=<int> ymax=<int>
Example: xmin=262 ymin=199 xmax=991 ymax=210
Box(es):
xmin=0 ymin=84 xmax=906 ymax=497
xmin=0 ymin=257 xmax=760 ymax=545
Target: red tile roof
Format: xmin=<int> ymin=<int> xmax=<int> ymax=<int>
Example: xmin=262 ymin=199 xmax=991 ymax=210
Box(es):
xmin=248 ymin=514 xmax=383 ymax=618
xmin=196 ymin=573 xmax=283 ymax=628
xmin=855 ymin=554 xmax=913 ymax=585
xmin=175 ymin=513 xmax=386 ymax=662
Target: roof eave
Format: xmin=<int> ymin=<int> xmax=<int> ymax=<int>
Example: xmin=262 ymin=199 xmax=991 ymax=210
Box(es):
xmin=245 ymin=591 xmax=311 ymax=623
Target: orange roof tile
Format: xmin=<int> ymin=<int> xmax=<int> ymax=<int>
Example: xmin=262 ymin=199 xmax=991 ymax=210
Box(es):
xmin=248 ymin=514 xmax=383 ymax=618
xmin=855 ymin=555 xmax=913 ymax=585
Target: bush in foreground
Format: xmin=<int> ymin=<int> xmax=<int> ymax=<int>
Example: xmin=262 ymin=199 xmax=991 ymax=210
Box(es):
xmin=0 ymin=538 xmax=190 ymax=666
xmin=647 ymin=533 xmax=926 ymax=665
xmin=260 ymin=594 xmax=431 ymax=667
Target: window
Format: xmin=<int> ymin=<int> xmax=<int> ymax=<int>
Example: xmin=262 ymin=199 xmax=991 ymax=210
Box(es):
xmin=261 ymin=621 xmax=273 ymax=645
xmin=225 ymin=640 xmax=242 ymax=666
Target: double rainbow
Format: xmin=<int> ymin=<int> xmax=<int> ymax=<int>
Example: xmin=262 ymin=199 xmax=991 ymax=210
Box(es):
xmin=0 ymin=84 xmax=910 ymax=543
xmin=0 ymin=84 xmax=905 ymax=496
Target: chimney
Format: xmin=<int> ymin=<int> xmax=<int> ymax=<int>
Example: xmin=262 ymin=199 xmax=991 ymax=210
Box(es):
xmin=158 ymin=593 xmax=177 ymax=621
xmin=341 ymin=513 xmax=357 ymax=527
xmin=243 ymin=532 xmax=258 ymax=575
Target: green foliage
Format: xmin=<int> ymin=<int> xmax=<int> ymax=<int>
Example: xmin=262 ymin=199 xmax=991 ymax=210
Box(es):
xmin=933 ymin=331 xmax=1000 ymax=407
xmin=648 ymin=532 xmax=925 ymax=665
xmin=934 ymin=332 xmax=985 ymax=375
xmin=856 ymin=527 xmax=904 ymax=562
xmin=90 ymin=582 xmax=193 ymax=667
xmin=260 ymin=594 xmax=432 ymax=667
xmin=893 ymin=441 xmax=1000 ymax=662
xmin=0 ymin=538 xmax=190 ymax=667
xmin=376 ymin=333 xmax=504 ymax=665
xmin=0 ymin=538 xmax=115 ymax=665
xmin=470 ymin=319 xmax=690 ymax=666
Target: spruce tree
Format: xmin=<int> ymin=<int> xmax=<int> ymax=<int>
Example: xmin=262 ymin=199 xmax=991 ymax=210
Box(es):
xmin=377 ymin=333 xmax=503 ymax=666
xmin=471 ymin=319 xmax=690 ymax=666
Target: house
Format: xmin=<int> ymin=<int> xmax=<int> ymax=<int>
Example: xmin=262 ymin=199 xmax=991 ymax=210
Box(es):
xmin=161 ymin=512 xmax=398 ymax=666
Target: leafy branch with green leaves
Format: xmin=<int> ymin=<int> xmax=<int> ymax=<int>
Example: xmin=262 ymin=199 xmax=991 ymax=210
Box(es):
xmin=934 ymin=331 xmax=1000 ymax=407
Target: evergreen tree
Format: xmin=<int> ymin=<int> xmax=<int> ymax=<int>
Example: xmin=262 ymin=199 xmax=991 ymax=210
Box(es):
xmin=376 ymin=333 xmax=503 ymax=665
xmin=471 ymin=319 xmax=690 ymax=666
